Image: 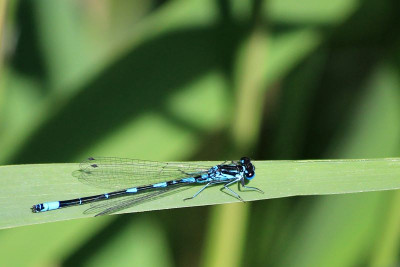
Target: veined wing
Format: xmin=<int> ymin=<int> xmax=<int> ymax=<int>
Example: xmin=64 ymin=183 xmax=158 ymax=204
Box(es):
xmin=76 ymin=157 xmax=212 ymax=190
xmin=84 ymin=183 xmax=190 ymax=216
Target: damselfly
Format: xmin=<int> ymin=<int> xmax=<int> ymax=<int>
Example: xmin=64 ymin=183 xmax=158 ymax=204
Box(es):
xmin=32 ymin=157 xmax=263 ymax=216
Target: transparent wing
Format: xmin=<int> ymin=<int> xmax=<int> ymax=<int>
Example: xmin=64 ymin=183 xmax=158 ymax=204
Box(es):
xmin=75 ymin=157 xmax=212 ymax=190
xmin=84 ymin=184 xmax=190 ymax=216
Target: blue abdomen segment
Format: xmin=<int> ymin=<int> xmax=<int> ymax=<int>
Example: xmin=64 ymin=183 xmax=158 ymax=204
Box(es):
xmin=153 ymin=182 xmax=167 ymax=188
xmin=181 ymin=177 xmax=196 ymax=183
xmin=126 ymin=188 xmax=138 ymax=193
xmin=44 ymin=201 xmax=60 ymax=211
xmin=32 ymin=201 xmax=60 ymax=212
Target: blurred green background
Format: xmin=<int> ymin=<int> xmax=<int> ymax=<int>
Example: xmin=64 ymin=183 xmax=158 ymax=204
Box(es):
xmin=1 ymin=0 xmax=400 ymax=266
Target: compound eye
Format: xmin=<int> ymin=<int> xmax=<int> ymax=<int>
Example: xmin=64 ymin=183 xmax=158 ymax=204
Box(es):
xmin=246 ymin=171 xmax=255 ymax=180
xmin=240 ymin=157 xmax=251 ymax=164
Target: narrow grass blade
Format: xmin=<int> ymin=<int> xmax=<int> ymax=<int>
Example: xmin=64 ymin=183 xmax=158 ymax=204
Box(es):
xmin=1 ymin=158 xmax=400 ymax=229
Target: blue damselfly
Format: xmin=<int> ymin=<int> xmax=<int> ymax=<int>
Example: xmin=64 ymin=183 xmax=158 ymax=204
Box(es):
xmin=32 ymin=157 xmax=263 ymax=216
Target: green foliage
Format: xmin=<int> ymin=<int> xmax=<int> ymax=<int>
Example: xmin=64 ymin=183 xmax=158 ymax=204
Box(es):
xmin=1 ymin=0 xmax=400 ymax=266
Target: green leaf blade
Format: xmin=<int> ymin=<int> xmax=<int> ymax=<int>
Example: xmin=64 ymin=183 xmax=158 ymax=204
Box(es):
xmin=1 ymin=158 xmax=400 ymax=229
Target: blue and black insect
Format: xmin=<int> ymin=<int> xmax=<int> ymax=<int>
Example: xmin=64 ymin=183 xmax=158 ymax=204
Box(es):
xmin=32 ymin=157 xmax=263 ymax=216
